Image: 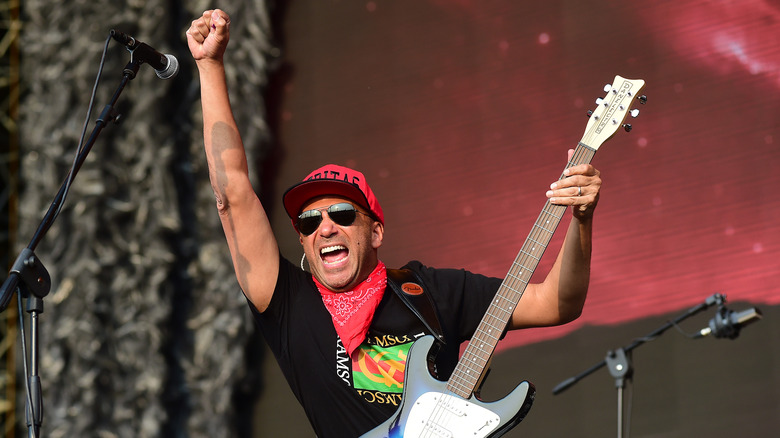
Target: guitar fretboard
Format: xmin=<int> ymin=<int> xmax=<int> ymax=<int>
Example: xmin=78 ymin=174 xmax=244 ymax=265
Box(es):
xmin=446 ymin=143 xmax=597 ymax=398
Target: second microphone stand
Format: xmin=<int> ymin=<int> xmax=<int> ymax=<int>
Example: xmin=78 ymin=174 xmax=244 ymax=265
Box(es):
xmin=552 ymin=293 xmax=726 ymax=438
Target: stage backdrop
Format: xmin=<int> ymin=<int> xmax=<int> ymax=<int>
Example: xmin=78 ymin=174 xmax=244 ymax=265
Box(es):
xmin=253 ymin=0 xmax=780 ymax=436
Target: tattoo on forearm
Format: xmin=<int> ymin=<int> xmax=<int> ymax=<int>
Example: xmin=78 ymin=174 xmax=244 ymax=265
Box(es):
xmin=209 ymin=122 xmax=240 ymax=206
xmin=209 ymin=121 xmax=252 ymax=289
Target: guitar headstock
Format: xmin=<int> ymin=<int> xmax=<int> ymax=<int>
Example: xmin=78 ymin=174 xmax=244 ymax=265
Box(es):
xmin=582 ymin=75 xmax=647 ymax=150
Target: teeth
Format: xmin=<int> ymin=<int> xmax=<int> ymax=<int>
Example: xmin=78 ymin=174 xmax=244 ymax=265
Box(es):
xmin=321 ymin=245 xmax=346 ymax=255
xmin=321 ymin=245 xmax=348 ymax=266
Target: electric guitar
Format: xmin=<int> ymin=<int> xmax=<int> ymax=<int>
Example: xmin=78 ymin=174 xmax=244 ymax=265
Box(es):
xmin=362 ymin=75 xmax=647 ymax=438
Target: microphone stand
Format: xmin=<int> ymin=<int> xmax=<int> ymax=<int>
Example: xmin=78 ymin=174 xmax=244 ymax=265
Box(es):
xmin=551 ymin=293 xmax=726 ymax=438
xmin=0 ymin=57 xmax=143 ymax=438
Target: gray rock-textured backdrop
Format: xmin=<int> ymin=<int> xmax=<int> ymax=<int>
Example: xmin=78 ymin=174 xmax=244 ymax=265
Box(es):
xmin=16 ymin=1 xmax=275 ymax=436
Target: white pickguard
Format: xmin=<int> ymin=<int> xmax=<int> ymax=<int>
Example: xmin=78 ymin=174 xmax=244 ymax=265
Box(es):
xmin=404 ymin=392 xmax=501 ymax=438
xmin=361 ymin=336 xmax=534 ymax=438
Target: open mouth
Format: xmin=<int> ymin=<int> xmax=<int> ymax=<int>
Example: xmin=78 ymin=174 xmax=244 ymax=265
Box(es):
xmin=320 ymin=245 xmax=348 ymax=265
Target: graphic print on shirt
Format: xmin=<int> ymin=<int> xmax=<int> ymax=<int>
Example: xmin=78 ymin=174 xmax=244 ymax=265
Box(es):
xmin=349 ymin=333 xmax=426 ymax=406
xmin=353 ymin=344 xmax=407 ymax=390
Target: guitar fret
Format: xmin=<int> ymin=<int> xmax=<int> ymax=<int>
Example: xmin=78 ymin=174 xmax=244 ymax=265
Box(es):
xmin=448 ymin=377 xmax=474 ymax=397
xmin=467 ymin=341 xmax=493 ymax=357
xmin=487 ymin=306 xmax=512 ymax=320
xmin=521 ymin=246 xmax=544 ymax=259
xmin=508 ymin=263 xmax=534 ymax=278
xmin=476 ymin=318 xmax=500 ymax=331
xmin=501 ymin=281 xmax=527 ymax=295
xmin=478 ymin=322 xmax=502 ymax=336
xmin=541 ymin=207 xmax=564 ymax=220
xmin=448 ymin=380 xmax=470 ymax=395
xmin=528 ymin=231 xmax=553 ymax=244
xmin=517 ymin=255 xmax=539 ymax=266
xmin=451 ymin=359 xmax=485 ymax=383
xmin=473 ymin=328 xmax=500 ymax=343
xmin=461 ymin=354 xmax=490 ymax=371
xmin=486 ymin=305 xmax=513 ymax=320
xmin=538 ymin=211 xmax=557 ymax=227
xmin=453 ymin=363 xmax=482 ymax=380
xmin=532 ymin=222 xmax=555 ymax=236
xmin=518 ymin=249 xmax=541 ymax=262
xmin=505 ymin=272 xmax=529 ymax=286
xmin=524 ymin=236 xmax=547 ymax=248
xmin=486 ymin=299 xmax=514 ymax=319
xmin=528 ymin=231 xmax=552 ymax=245
xmin=486 ymin=295 xmax=518 ymax=315
xmin=458 ymin=358 xmax=485 ymax=376
xmin=539 ymin=211 xmax=562 ymax=224
xmin=542 ymin=206 xmax=563 ymax=217
xmin=496 ymin=294 xmax=521 ymax=311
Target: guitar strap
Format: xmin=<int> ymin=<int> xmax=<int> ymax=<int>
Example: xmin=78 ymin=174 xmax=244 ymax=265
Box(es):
xmin=386 ymin=268 xmax=446 ymax=345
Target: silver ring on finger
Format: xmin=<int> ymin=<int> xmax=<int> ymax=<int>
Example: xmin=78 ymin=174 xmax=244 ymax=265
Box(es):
xmin=577 ymin=186 xmax=582 ymax=197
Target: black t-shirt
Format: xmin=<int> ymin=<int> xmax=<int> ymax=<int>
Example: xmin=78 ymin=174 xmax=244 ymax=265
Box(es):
xmin=252 ymin=256 xmax=502 ymax=437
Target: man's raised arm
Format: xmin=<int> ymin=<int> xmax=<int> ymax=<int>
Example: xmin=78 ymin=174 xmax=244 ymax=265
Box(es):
xmin=187 ymin=9 xmax=279 ymax=312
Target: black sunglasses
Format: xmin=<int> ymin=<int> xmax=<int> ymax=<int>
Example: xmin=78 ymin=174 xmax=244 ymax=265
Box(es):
xmin=296 ymin=202 xmax=369 ymax=236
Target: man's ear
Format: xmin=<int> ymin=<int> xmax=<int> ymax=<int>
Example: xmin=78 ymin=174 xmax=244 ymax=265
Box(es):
xmin=371 ymin=222 xmax=384 ymax=249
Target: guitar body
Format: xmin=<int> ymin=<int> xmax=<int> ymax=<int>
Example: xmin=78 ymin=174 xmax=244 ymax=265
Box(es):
xmin=362 ymin=336 xmax=535 ymax=438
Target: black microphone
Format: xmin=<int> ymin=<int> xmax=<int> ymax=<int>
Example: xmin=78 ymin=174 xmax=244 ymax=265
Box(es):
xmin=110 ymin=29 xmax=179 ymax=79
xmin=695 ymin=306 xmax=762 ymax=339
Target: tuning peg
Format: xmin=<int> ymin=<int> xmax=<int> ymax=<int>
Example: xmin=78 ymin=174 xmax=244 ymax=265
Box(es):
xmin=638 ymin=95 xmax=647 ymax=104
xmin=623 ymin=123 xmax=632 ymax=132
xmin=603 ymin=84 xmax=612 ymax=93
xmin=595 ymin=97 xmax=605 ymax=105
xmin=586 ymin=110 xmax=593 ymax=118
xmin=630 ymin=109 xmax=640 ymax=118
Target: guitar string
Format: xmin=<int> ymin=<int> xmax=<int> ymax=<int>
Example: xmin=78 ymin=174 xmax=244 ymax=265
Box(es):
xmin=445 ymin=145 xmax=592 ymax=396
xmin=416 ymin=147 xmax=596 ymax=437
xmin=440 ymin=148 xmax=578 ymax=399
xmin=425 ymin=85 xmax=633 ymax=433
xmin=409 ymin=83 xmax=635 ymax=435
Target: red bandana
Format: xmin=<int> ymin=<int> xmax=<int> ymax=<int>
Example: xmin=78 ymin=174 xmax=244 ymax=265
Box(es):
xmin=314 ymin=261 xmax=387 ymax=358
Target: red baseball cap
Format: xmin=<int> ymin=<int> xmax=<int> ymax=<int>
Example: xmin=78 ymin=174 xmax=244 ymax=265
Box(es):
xmin=282 ymin=164 xmax=384 ymax=227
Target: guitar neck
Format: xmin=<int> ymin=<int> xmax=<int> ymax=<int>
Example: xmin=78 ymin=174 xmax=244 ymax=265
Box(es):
xmin=446 ymin=143 xmax=597 ymax=398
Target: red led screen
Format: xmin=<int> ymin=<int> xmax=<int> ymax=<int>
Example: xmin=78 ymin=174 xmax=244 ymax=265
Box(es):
xmin=270 ymin=0 xmax=780 ymax=349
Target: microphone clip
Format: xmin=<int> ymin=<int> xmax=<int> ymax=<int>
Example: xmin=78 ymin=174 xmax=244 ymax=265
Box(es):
xmin=109 ymin=29 xmax=179 ymax=80
xmin=709 ymin=305 xmax=741 ymax=339
xmin=702 ymin=304 xmax=763 ymax=340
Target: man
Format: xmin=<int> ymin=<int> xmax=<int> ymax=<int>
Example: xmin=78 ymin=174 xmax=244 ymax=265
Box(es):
xmin=187 ymin=9 xmax=601 ymax=437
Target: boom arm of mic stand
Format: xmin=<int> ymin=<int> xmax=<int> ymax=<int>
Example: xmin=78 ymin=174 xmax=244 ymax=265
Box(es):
xmin=0 ymin=60 xmax=140 ymax=312
xmin=552 ymin=293 xmax=725 ymax=395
